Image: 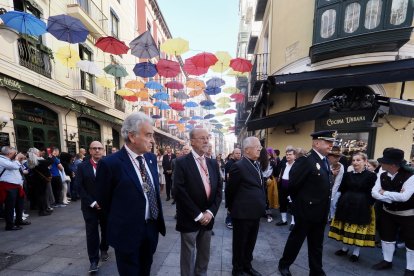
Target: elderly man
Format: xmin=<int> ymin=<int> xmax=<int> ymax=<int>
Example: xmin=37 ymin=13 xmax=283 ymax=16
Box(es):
xmin=227 ymin=137 xmax=266 ymax=276
xmin=224 ymin=148 xmax=242 ymax=229
xmin=371 ymin=148 xmax=414 ymax=275
xmin=96 ymin=112 xmax=166 ymax=276
xmin=278 ymin=130 xmax=336 ymax=276
xmin=173 ymin=128 xmax=222 ymax=276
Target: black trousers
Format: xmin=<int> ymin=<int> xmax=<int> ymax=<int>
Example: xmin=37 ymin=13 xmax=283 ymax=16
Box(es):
xmin=279 ymin=220 xmax=326 ymax=275
xmin=165 ymin=174 xmax=172 ymax=199
xmin=34 ymin=182 xmax=48 ymax=214
xmin=115 ymin=221 xmax=159 ymax=276
xmin=51 ymin=176 xmax=63 ymax=204
xmin=278 ymin=185 xmax=289 ymax=213
xmin=232 ymin=218 xmax=260 ymax=272
xmin=82 ymin=207 xmax=109 ymax=263
xmin=4 ymin=188 xmax=24 ymax=228
xmin=379 ymin=210 xmax=414 ymax=250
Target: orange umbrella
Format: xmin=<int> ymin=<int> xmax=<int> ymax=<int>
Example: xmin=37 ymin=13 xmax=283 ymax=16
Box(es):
xmin=189 ymin=89 xmax=203 ymax=97
xmin=135 ymin=90 xmax=149 ymax=98
xmin=186 ymin=79 xmax=205 ymax=90
xmin=125 ymin=80 xmax=145 ymax=90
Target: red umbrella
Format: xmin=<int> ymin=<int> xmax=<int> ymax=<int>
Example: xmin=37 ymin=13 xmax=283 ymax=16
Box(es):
xmin=230 ymin=58 xmax=252 ymax=73
xmin=230 ymin=93 xmax=245 ymax=103
xmin=165 ymin=81 xmax=184 ymax=90
xmin=169 ymin=102 xmax=185 ymax=111
xmin=183 ymin=58 xmax=209 ymax=76
xmin=167 ymin=119 xmax=179 ymax=124
xmin=156 ymin=59 xmax=180 ymax=78
xmin=224 ymin=109 xmax=237 ymax=114
xmin=95 ymin=36 xmax=129 ymax=55
xmin=122 ymin=95 xmax=138 ymax=102
xmin=190 ymin=52 xmax=218 ymax=68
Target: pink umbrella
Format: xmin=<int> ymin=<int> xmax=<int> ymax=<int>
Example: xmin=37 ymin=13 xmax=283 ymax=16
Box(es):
xmin=224 ymin=109 xmax=237 ymax=114
xmin=183 ymin=58 xmax=209 ymax=76
xmin=156 ymin=59 xmax=180 ymax=78
xmin=230 ymin=93 xmax=245 ymax=103
xmin=190 ymin=52 xmax=218 ymax=68
xmin=165 ymin=81 xmax=184 ymax=90
xmin=169 ymin=102 xmax=185 ymax=111
xmin=230 ymin=58 xmax=252 ymax=73
xmin=188 ymin=120 xmax=197 ymax=125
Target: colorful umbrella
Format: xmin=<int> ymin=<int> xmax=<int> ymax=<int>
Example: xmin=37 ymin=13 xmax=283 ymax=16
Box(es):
xmin=200 ymin=100 xmax=215 ymax=107
xmin=190 ymin=52 xmax=218 ymax=67
xmin=227 ymin=68 xmax=249 ymax=77
xmin=230 ymin=57 xmax=253 ymax=73
xmin=104 ymin=64 xmax=128 ymax=77
xmin=125 ymin=80 xmax=145 ymax=90
xmin=186 ymin=124 xmax=194 ymax=130
xmin=77 ymin=60 xmax=103 ymax=75
xmin=178 ymin=118 xmax=188 ymax=124
xmin=217 ymin=103 xmax=230 ymax=109
xmin=96 ymin=77 xmax=115 ymax=89
xmin=223 ymin=87 xmax=240 ymax=94
xmin=211 ymin=51 xmax=232 ymax=73
xmin=135 ymin=90 xmax=149 ymax=98
xmin=188 ymin=120 xmax=197 ymax=125
xmin=215 ymin=112 xmax=225 ymax=117
xmin=224 ymin=109 xmax=237 ymax=114
xmin=145 ymin=81 xmax=163 ymax=90
xmin=0 ymin=11 xmax=46 ymax=36
xmin=169 ymin=102 xmax=185 ymax=111
xmin=209 ymin=119 xmax=219 ymax=124
xmin=156 ymin=59 xmax=181 ymax=78
xmin=206 ymin=77 xmax=225 ymax=88
xmin=173 ymin=91 xmax=189 ymax=100
xmin=191 ymin=116 xmax=203 ymax=120
xmin=165 ymin=81 xmax=184 ymax=90
xmin=217 ymin=97 xmax=231 ymax=104
xmin=122 ymin=95 xmax=138 ymax=102
xmin=203 ymin=105 xmax=216 ymax=110
xmin=136 ymin=101 xmax=153 ymax=107
xmin=95 ymin=36 xmax=129 ymax=55
xmin=153 ymin=101 xmax=171 ymax=110
xmin=205 ymin=86 xmax=221 ymax=95
xmin=167 ymin=120 xmax=179 ymax=124
xmin=184 ymin=101 xmax=199 ymax=108
xmin=186 ymin=79 xmax=205 ymax=90
xmin=160 ymin=37 xmax=189 ymax=56
xmin=215 ymin=51 xmax=232 ymax=63
xmin=129 ymin=31 xmax=159 ymax=58
xmin=47 ymin=14 xmax=88 ymax=43
xmin=230 ymin=93 xmax=245 ymax=103
xmin=116 ymin=89 xmax=134 ymax=96
xmin=153 ymin=91 xmax=169 ymax=101
xmin=133 ymin=62 xmax=157 ymax=78
xmin=55 ymin=46 xmax=80 ymax=68
xmin=189 ymin=89 xmax=204 ymax=97
xmin=183 ymin=58 xmax=209 ymax=76
xmin=204 ymin=114 xmax=215 ymax=119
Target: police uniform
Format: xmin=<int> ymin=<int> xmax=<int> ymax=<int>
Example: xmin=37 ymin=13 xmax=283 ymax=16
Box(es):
xmin=278 ymin=130 xmax=336 ymax=276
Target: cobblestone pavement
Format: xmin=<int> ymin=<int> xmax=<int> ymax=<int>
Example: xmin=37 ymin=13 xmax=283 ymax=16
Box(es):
xmin=0 ymin=192 xmax=404 ymax=275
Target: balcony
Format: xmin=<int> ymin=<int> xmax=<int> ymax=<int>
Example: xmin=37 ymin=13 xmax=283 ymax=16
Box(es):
xmin=114 ymin=94 xmax=125 ymax=112
xmin=254 ymin=0 xmax=268 ymax=21
xmin=17 ymin=38 xmax=52 ymax=78
xmin=67 ymin=0 xmax=108 ymax=38
xmin=249 ymin=53 xmax=268 ymax=96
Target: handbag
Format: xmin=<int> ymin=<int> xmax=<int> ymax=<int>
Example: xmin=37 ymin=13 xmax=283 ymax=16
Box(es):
xmin=60 ymin=170 xmax=70 ymax=183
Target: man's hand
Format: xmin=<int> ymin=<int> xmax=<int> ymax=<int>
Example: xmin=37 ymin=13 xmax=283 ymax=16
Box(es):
xmin=95 ymin=203 xmax=101 ymax=210
xmin=167 ymin=170 xmax=172 ymax=174
xmin=379 ymin=189 xmax=385 ymax=195
xmin=199 ymin=211 xmax=213 ymax=226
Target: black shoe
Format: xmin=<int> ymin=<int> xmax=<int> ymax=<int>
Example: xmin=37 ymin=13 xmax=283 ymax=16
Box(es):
xmin=334 ymin=249 xmax=349 ymax=256
xmin=349 ymin=254 xmax=359 ymax=262
xmin=166 ymin=197 xmax=170 ymax=201
xmin=15 ymin=220 xmax=31 ymax=226
xmin=243 ymin=267 xmax=262 ymax=276
xmin=100 ymin=250 xmax=109 ymax=262
xmin=289 ymin=224 xmax=294 ymax=231
xmin=276 ymin=221 xmax=288 ymax=226
xmin=211 ymin=230 xmax=215 ymax=236
xmin=5 ymin=225 xmax=22 ymax=231
xmin=39 ymin=211 xmax=51 ymax=216
xmin=278 ymin=265 xmax=292 ymax=276
xmin=171 ymin=200 xmax=175 ymax=205
xmin=404 ymin=269 xmax=414 ymax=276
xmin=88 ymin=262 xmax=99 ymax=273
xmin=232 ymin=270 xmax=247 ymax=276
xmin=174 ymin=214 xmax=177 ymax=219
xmin=372 ymin=260 xmax=392 ymax=270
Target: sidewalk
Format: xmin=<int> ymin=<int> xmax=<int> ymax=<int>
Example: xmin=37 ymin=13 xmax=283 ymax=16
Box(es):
xmin=0 ymin=194 xmax=406 ymax=275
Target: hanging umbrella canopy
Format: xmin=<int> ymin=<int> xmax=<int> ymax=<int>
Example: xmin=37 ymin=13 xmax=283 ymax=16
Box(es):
xmin=188 ymin=120 xmax=197 ymax=125
xmin=178 ymin=118 xmax=188 ymax=124
xmin=122 ymin=95 xmax=138 ymax=102
xmin=55 ymin=46 xmax=80 ymax=68
xmin=209 ymin=119 xmax=219 ymax=124
xmin=125 ymin=80 xmax=145 ymax=90
xmin=212 ymin=129 xmax=222 ymax=134
xmin=223 ymin=87 xmax=240 ymax=94
xmin=133 ymin=62 xmax=157 ymax=78
xmin=184 ymin=101 xmax=199 ymax=108
xmin=129 ymin=30 xmax=159 ymax=58
xmin=116 ymin=89 xmax=134 ymax=96
xmin=217 ymin=103 xmax=230 ymax=109
xmin=145 ymin=81 xmax=163 ymax=90
xmin=215 ymin=124 xmax=224 ymax=129
xmin=47 ymin=14 xmax=88 ymax=43
xmin=205 ymin=86 xmax=221 ymax=95
xmin=200 ymin=100 xmax=215 ymax=107
xmin=211 ymin=62 xmax=229 ymax=73
xmin=136 ymin=100 xmax=153 ymax=107
xmin=211 ymin=51 xmax=232 ymax=73
xmin=191 ymin=116 xmax=203 ymax=120
xmin=189 ymin=89 xmax=203 ymax=97
xmin=227 ymin=68 xmax=249 ymax=77
xmin=224 ymin=109 xmax=237 ymax=114
xmin=153 ymin=91 xmax=169 ymax=101
xmin=173 ymin=91 xmax=189 ymax=100
xmin=77 ymin=60 xmax=103 ymax=75
xmin=135 ymin=90 xmax=149 ymax=98
xmin=152 ymin=114 xmax=162 ymax=119
xmin=156 ymin=59 xmax=181 ymax=78
xmin=217 ymin=97 xmax=231 ymax=104
xmin=169 ymin=102 xmax=185 ymax=111
xmin=0 ymin=11 xmax=46 ymax=36
xmin=95 ymin=36 xmax=129 ymax=55
xmin=204 ymin=114 xmax=215 ymax=119
xmin=160 ymin=37 xmax=189 ymax=56
xmin=104 ymin=64 xmax=128 ymax=77
xmin=230 ymin=93 xmax=245 ymax=103
xmin=96 ymin=77 xmax=115 ymax=88
xmin=215 ymin=51 xmax=232 ymax=63
xmin=154 ymin=101 xmax=171 ymax=110
xmin=165 ymin=81 xmax=184 ymax=90
xmin=215 ymin=112 xmax=225 ymax=117
xmin=230 ymin=57 xmax=253 ymax=73
xmin=183 ymin=58 xmax=209 ymax=76
xmin=167 ymin=120 xmax=179 ymax=124
xmin=206 ymin=77 xmax=225 ymax=88
xmin=186 ymin=79 xmax=205 ymax=90
xmin=190 ymin=52 xmax=218 ymax=67
xmin=203 ymin=105 xmax=216 ymax=110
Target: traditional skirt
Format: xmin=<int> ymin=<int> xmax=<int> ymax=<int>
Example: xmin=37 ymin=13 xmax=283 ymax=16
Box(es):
xmin=267 ymin=176 xmax=279 ymax=209
xmin=328 ymin=206 xmax=376 ymax=247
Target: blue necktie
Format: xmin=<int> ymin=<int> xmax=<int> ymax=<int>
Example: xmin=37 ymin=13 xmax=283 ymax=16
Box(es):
xmin=137 ymin=156 xmax=159 ymax=220
xmin=323 ymin=158 xmax=330 ymax=172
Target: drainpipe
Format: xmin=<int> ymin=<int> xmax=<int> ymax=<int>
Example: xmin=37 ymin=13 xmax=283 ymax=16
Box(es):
xmin=400 ymin=81 xmax=406 ymax=99
xmin=64 ymin=108 xmax=72 ymax=144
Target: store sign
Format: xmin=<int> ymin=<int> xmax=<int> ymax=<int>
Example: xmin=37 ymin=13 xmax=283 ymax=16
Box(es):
xmin=67 ymin=141 xmax=77 ymax=156
xmin=0 ymin=76 xmax=23 ymax=92
xmin=0 ymin=132 xmax=10 ymax=147
xmin=316 ymin=111 xmax=376 ymax=130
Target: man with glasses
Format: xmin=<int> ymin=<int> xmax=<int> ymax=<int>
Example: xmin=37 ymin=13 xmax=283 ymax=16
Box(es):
xmin=77 ymin=141 xmax=109 ymax=273
xmin=227 ymin=137 xmax=266 ymax=276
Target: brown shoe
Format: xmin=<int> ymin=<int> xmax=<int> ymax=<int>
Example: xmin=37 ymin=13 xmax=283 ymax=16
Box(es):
xmin=372 ymin=260 xmax=392 ymax=270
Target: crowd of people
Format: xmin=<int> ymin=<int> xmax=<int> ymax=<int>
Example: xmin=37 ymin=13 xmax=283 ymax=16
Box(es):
xmin=1 ymin=111 xmax=414 ymax=276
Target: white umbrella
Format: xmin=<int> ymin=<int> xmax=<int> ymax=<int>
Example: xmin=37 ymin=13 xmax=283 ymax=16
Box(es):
xmin=76 ymin=60 xmax=103 ymax=76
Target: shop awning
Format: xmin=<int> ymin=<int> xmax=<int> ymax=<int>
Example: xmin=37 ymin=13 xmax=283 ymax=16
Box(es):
xmin=389 ymin=98 xmax=414 ymax=118
xmin=153 ymin=128 xmax=185 ymax=144
xmin=247 ymin=100 xmax=332 ymax=131
xmin=269 ymin=58 xmax=414 ymax=93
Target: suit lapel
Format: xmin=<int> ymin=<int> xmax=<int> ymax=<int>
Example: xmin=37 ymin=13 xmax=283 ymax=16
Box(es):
xmin=206 ymin=158 xmax=215 ymax=191
xmin=311 ymin=149 xmax=331 ymax=180
xmin=243 ymin=158 xmax=261 ymax=184
xmin=119 ymin=147 xmax=144 ymax=194
xmin=187 ymin=154 xmax=206 ymax=195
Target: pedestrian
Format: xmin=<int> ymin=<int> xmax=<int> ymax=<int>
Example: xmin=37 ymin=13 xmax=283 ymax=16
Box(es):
xmin=278 ymin=130 xmax=336 ymax=276
xmin=173 ymin=128 xmax=222 ymax=276
xmin=111 ymin=147 xmax=118 ymax=154
xmin=371 ymin=148 xmax=414 ymax=275
xmin=170 ymin=149 xmax=182 ymax=205
xmin=77 ymin=141 xmax=109 ymax=273
xmin=162 ymin=145 xmax=176 ymax=201
xmin=156 ymin=148 xmax=165 ymax=192
xmin=258 ymin=147 xmax=274 ymax=223
xmin=96 ymin=112 xmax=166 ymax=276
xmin=327 ymin=146 xmax=345 ymax=221
xmin=49 ymin=147 xmax=65 ymax=208
xmin=227 ymin=137 xmax=266 ymax=276
xmin=224 ymin=148 xmax=242 ymax=229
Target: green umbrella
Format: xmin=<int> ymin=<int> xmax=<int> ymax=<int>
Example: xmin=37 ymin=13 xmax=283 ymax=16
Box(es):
xmin=104 ymin=64 xmax=128 ymax=77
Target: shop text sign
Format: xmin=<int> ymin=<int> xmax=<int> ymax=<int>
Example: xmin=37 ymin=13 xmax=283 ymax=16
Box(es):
xmin=326 ymin=115 xmax=366 ymax=126
xmin=0 ymin=76 xmax=23 ymax=92
xmin=317 ymin=111 xmax=375 ymax=130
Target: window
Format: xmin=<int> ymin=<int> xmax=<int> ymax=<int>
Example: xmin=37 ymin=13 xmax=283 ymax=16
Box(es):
xmin=111 ymin=10 xmax=119 ymax=38
xmin=365 ymin=0 xmax=382 ymax=29
xmin=79 ymin=45 xmax=94 ymax=92
xmin=344 ymin=3 xmax=361 ymax=33
xmin=390 ymin=0 xmax=408 ymax=25
xmin=147 ymin=20 xmax=152 ymax=32
xmin=320 ymin=9 xmax=336 ymax=38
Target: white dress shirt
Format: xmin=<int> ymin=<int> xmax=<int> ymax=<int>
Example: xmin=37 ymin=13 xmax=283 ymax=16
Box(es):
xmin=0 ymin=155 xmax=24 ymax=185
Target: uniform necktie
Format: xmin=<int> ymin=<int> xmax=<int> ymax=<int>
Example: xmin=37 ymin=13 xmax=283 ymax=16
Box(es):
xmin=197 ymin=156 xmax=211 ymax=198
xmin=323 ymin=157 xmax=330 ymax=172
xmin=137 ymin=156 xmax=159 ymax=220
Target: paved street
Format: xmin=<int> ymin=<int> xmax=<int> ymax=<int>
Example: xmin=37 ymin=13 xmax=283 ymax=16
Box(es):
xmin=0 ymin=193 xmax=405 ymax=276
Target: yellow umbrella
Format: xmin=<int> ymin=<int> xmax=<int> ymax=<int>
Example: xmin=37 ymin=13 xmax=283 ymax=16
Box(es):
xmin=215 ymin=112 xmax=225 ymax=117
xmin=215 ymin=51 xmax=232 ymax=63
xmin=189 ymin=89 xmax=204 ymax=97
xmin=222 ymin=87 xmax=240 ymax=94
xmin=217 ymin=103 xmax=230 ymax=109
xmin=55 ymin=46 xmax=80 ymax=68
xmin=211 ymin=63 xmax=229 ymax=73
xmin=221 ymin=118 xmax=231 ymax=122
xmin=160 ymin=37 xmax=189 ymax=56
xmin=227 ymin=68 xmax=248 ymax=77
xmin=96 ymin=77 xmax=115 ymax=89
xmin=211 ymin=51 xmax=231 ymax=73
xmin=217 ymin=97 xmax=230 ymax=104
xmin=116 ymin=89 xmax=134 ymax=96
xmin=186 ymin=79 xmax=205 ymax=90
xmin=125 ymin=80 xmax=145 ymax=90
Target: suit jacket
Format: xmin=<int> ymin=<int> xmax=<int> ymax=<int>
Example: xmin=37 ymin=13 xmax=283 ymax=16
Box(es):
xmin=173 ymin=154 xmax=222 ymax=232
xmin=77 ymin=159 xmax=98 ymax=211
xmin=288 ymin=149 xmax=332 ymax=223
xmin=96 ymin=147 xmax=166 ymax=253
xmin=227 ymin=158 xmax=266 ymax=219
xmin=162 ymin=154 xmax=176 ymax=174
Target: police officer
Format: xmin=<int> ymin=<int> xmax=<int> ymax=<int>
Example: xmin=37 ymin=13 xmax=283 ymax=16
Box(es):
xmin=278 ymin=130 xmax=336 ymax=276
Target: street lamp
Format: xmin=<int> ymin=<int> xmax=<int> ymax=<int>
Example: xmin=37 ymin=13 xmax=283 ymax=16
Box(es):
xmin=0 ymin=115 xmax=10 ymax=131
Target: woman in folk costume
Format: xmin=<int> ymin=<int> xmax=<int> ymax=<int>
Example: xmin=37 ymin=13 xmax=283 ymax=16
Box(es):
xmin=259 ymin=148 xmax=275 ymax=223
xmin=328 ymin=152 xmax=377 ymax=262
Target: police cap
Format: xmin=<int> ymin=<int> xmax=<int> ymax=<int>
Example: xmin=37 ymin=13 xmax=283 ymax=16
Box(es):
xmin=310 ymin=130 xmax=337 ymax=142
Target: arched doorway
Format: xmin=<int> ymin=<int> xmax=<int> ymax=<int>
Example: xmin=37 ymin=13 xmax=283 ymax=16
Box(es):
xmin=78 ymin=117 xmax=101 ymax=150
xmin=12 ymin=100 xmax=60 ymax=153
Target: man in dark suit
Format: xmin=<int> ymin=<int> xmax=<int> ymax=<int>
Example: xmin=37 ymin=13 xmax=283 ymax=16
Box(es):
xmin=227 ymin=137 xmax=266 ymax=276
xmin=278 ymin=130 xmax=337 ymax=276
xmin=173 ymin=128 xmax=222 ymax=276
xmin=162 ymin=145 xmax=176 ymax=201
xmin=96 ymin=112 xmax=166 ymax=276
xmin=224 ymin=148 xmax=242 ymax=229
xmin=77 ymin=141 xmax=109 ymax=273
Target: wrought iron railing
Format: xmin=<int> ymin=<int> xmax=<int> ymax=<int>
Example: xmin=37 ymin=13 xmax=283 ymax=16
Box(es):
xmin=69 ymin=0 xmax=108 ymax=34
xmin=250 ymin=52 xmax=269 ymax=87
xmin=17 ymin=38 xmax=52 ymax=78
xmin=114 ymin=94 xmax=125 ymax=112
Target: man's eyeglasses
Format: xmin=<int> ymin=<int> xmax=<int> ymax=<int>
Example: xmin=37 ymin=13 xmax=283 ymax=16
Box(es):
xmin=249 ymin=145 xmax=263 ymax=150
xmin=90 ymin=147 xmax=103 ymax=151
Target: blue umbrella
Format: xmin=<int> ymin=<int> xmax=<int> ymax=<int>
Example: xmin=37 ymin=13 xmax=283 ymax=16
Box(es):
xmin=129 ymin=31 xmax=160 ymax=58
xmin=152 ymin=114 xmax=162 ymax=119
xmin=47 ymin=14 xmax=88 ymax=43
xmin=203 ymin=105 xmax=216 ymax=110
xmin=104 ymin=64 xmax=128 ymax=77
xmin=191 ymin=116 xmax=203 ymax=120
xmin=206 ymin=77 xmax=225 ymax=88
xmin=179 ymin=118 xmax=188 ymax=124
xmin=0 ymin=11 xmax=46 ymax=36
xmin=205 ymin=86 xmax=221 ymax=95
xmin=200 ymin=100 xmax=215 ymax=107
xmin=184 ymin=101 xmax=198 ymax=108
xmin=133 ymin=62 xmax=157 ymax=78
xmin=145 ymin=81 xmax=163 ymax=90
xmin=153 ymin=91 xmax=169 ymax=101
xmin=204 ymin=114 xmax=215 ymax=119
xmin=212 ymin=129 xmax=222 ymax=134
xmin=153 ymin=101 xmax=171 ymax=110
xmin=173 ymin=91 xmax=189 ymax=100
xmin=186 ymin=124 xmax=194 ymax=130
xmin=215 ymin=124 xmax=224 ymax=129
